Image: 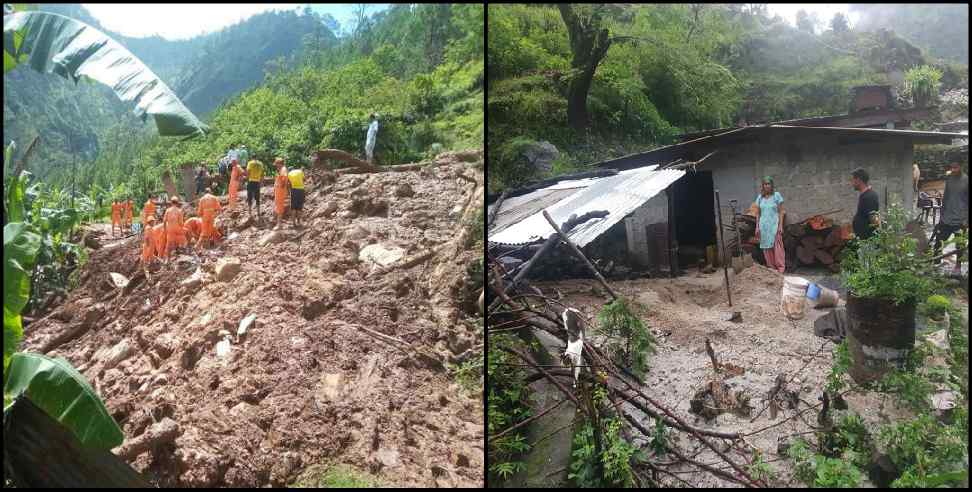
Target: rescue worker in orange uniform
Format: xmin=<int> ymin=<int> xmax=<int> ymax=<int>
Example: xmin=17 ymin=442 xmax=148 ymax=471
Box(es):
xmin=141 ymin=197 xmax=157 ymax=240
xmin=228 ymin=159 xmax=242 ymax=210
xmin=273 ymin=158 xmax=290 ymax=230
xmin=141 ymin=216 xmax=158 ymax=266
xmin=183 ymin=216 xmax=203 ymax=244
xmin=111 ymin=200 xmax=122 ymax=238
xmin=123 ymin=197 xmax=134 ymax=234
xmin=162 ymin=196 xmax=187 ymax=260
xmin=150 ymin=221 xmax=166 ymax=264
xmin=197 ymin=187 xmax=222 ymax=249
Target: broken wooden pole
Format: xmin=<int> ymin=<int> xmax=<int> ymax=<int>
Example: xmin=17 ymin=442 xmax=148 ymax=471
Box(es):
xmin=487 ymin=210 xmax=609 ymax=312
xmin=714 ymin=189 xmax=732 ymax=306
xmin=542 ymin=209 xmax=618 ymax=301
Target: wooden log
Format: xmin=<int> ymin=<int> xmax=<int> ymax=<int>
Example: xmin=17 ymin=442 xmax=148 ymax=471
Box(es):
xmin=113 ymin=418 xmax=179 ymax=460
xmin=801 ymin=236 xmax=824 ymax=249
xmin=797 ymin=245 xmax=816 ymax=265
xmin=542 ymin=210 xmax=618 ymax=301
xmin=823 ymin=227 xmax=841 ymax=248
xmin=814 ymin=248 xmax=834 ymax=265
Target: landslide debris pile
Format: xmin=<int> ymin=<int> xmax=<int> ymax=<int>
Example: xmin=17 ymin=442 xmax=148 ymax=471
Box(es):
xmin=22 ymin=150 xmax=485 ymax=487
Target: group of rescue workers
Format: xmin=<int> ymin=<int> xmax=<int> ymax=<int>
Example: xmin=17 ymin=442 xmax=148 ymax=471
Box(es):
xmin=109 ymin=152 xmax=307 ymax=271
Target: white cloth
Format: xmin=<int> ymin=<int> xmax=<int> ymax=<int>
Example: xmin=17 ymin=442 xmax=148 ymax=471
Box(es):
xmin=366 ymin=120 xmax=379 ymax=159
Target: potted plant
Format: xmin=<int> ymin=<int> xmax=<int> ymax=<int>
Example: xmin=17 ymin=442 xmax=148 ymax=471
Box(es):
xmin=839 ymin=203 xmax=943 ymax=384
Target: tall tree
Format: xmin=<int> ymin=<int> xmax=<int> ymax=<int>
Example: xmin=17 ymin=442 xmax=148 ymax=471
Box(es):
xmin=558 ymin=4 xmax=613 ymax=131
xmin=830 ymin=12 xmax=849 ymax=33
xmin=796 ymin=9 xmax=817 ymax=34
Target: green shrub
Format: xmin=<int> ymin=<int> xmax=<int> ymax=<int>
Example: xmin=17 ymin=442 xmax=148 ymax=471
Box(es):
xmin=596 ymin=298 xmax=656 ymax=379
xmin=840 ymin=203 xmax=942 ymax=305
xmin=487 ymin=333 xmax=533 ymax=482
xmin=568 ymin=418 xmax=641 ymax=488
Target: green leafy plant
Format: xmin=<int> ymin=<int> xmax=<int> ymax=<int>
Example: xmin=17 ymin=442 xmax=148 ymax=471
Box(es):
xmin=568 ymin=418 xmax=640 ymax=488
xmin=840 ymin=203 xmax=942 ymax=305
xmin=878 ymin=408 xmax=968 ymax=488
xmin=787 ymin=438 xmax=863 ymax=488
xmin=747 ymin=448 xmax=776 ymax=483
xmin=487 ymin=333 xmax=532 ymax=482
xmin=825 ymin=339 xmax=851 ymax=394
xmin=921 ymin=294 xmax=951 ymax=319
xmin=596 ymin=298 xmax=656 ymax=379
xmin=904 ymin=65 xmax=943 ymax=107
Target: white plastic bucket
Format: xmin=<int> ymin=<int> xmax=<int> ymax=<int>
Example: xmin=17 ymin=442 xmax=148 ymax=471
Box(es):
xmin=781 ymin=276 xmax=810 ymax=320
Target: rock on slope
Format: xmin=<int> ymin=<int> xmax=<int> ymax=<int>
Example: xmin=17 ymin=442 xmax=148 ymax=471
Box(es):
xmin=22 ymin=150 xmax=485 ymax=487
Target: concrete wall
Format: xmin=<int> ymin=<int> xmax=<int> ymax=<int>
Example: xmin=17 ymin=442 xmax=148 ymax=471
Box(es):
xmin=706 ymin=133 xmax=914 ymax=264
xmin=624 ymin=192 xmax=668 ymax=268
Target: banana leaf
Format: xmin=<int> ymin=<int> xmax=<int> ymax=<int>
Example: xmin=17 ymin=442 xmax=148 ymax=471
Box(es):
xmin=3 ymin=10 xmax=208 ymax=138
xmin=4 ymin=352 xmax=124 ymax=450
xmin=3 ymin=222 xmax=41 ymax=374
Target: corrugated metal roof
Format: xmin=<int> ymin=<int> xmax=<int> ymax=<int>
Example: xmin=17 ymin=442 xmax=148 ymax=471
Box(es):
xmin=488 ymin=166 xmax=684 ymax=247
xmin=489 ymin=187 xmax=584 ymax=235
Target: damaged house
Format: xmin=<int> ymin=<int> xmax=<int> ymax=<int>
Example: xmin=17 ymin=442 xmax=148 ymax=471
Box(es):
xmin=488 ymin=88 xmax=964 ymax=278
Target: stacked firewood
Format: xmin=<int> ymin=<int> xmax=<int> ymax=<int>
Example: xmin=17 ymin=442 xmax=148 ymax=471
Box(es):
xmin=724 ymin=207 xmax=851 ymax=272
xmin=784 ymin=217 xmax=852 ymax=272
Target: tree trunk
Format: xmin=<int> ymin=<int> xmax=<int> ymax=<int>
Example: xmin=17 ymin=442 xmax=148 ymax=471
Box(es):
xmin=558 ymin=4 xmax=613 ymax=131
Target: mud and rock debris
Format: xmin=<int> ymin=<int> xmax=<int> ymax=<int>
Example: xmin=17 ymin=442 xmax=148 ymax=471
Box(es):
xmin=23 ymin=151 xmax=485 ymax=488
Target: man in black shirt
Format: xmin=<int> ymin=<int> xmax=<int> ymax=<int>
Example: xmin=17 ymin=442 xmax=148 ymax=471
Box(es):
xmin=851 ymin=168 xmax=880 ymax=240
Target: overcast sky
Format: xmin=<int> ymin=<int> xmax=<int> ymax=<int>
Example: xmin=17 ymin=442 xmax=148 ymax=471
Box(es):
xmin=83 ymin=4 xmax=389 ymax=40
xmin=765 ymin=4 xmax=859 ymax=31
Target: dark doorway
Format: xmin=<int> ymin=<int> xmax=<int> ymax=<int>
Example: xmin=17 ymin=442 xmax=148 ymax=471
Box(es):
xmin=672 ymin=171 xmax=717 ymax=268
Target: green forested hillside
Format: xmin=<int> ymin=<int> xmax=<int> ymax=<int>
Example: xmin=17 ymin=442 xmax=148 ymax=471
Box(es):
xmin=3 ymin=4 xmax=325 ymax=186
xmin=6 ymin=4 xmax=483 ymax=211
xmin=487 ymin=4 xmax=968 ymax=193
xmin=851 ymin=4 xmax=969 ymax=64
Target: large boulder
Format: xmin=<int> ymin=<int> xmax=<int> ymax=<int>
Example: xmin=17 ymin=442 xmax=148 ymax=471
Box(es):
xmin=359 ymin=244 xmax=406 ymax=267
xmin=521 ymin=141 xmax=559 ymax=174
xmin=215 ymin=258 xmax=242 ymax=282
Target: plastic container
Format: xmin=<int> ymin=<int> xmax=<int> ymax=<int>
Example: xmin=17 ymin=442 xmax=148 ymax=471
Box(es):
xmin=807 ymin=282 xmax=839 ymax=309
xmin=781 ymin=276 xmax=810 ymax=320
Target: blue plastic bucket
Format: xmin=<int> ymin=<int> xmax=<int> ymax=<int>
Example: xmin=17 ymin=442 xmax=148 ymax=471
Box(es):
xmin=806 ymin=282 xmax=821 ymax=301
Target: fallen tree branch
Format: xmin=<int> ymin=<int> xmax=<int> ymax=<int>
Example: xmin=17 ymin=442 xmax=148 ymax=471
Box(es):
xmin=487 ymin=190 xmax=509 ymax=231
xmin=542 ymin=209 xmax=618 ymax=301
xmin=489 ymin=398 xmax=569 ymax=441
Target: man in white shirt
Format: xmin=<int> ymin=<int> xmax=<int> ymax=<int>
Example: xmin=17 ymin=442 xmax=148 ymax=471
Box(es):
xmin=365 ymin=113 xmax=379 ymax=164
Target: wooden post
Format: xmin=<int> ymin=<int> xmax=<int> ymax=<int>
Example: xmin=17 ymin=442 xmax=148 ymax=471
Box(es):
xmin=714 ymin=189 xmax=732 ymax=307
xmin=542 ymin=209 xmax=618 ymax=301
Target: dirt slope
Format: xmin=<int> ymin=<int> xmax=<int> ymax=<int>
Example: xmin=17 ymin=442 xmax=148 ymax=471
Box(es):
xmin=22 ymin=151 xmax=485 ymax=487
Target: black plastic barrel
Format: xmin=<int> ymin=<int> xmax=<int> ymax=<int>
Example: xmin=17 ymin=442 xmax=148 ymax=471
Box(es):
xmin=845 ymin=292 xmax=916 ymax=384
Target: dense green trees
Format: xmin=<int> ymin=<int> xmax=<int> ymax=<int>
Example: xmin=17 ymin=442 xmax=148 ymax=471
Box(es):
xmin=487 ymin=4 xmax=968 ymax=193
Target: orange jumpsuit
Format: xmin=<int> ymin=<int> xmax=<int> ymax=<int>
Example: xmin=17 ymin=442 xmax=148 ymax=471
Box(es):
xmin=274 ymin=167 xmax=289 ymax=217
xmin=228 ymin=163 xmax=242 ymax=210
xmin=124 ymin=200 xmax=134 ymax=229
xmin=141 ymin=200 xmax=156 ymax=227
xmin=183 ymin=217 xmax=203 ymax=243
xmin=141 ymin=229 xmax=156 ymax=264
xmin=111 ymin=202 xmax=121 ymax=233
xmin=150 ymin=224 xmax=166 ymax=260
xmin=197 ymin=193 xmax=222 ymax=246
xmin=163 ymin=205 xmax=187 ymax=257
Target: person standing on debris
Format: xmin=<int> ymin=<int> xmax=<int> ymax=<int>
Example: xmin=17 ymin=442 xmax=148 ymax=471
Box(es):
xmin=850 ymin=168 xmax=880 ymax=240
xmin=365 ymin=113 xmax=379 ymax=164
xmin=197 ymin=187 xmax=222 ymax=248
xmin=754 ymin=176 xmax=786 ymax=273
xmin=141 ymin=197 xmax=157 ymax=235
xmin=141 ymin=216 xmax=159 ymax=267
xmin=288 ymin=163 xmax=305 ymax=228
xmin=228 ymin=159 xmax=242 ymax=210
xmin=111 ymin=200 xmax=122 ymax=238
xmin=246 ymin=157 xmax=264 ymax=221
xmin=195 ymin=164 xmax=211 ymax=197
xmin=124 ymin=197 xmax=134 ymax=234
xmin=150 ymin=219 xmax=167 ymax=264
xmin=163 ymin=196 xmax=187 ymax=260
xmin=932 ymin=161 xmax=969 ymax=273
xmin=273 ymin=158 xmax=290 ymax=230
xmin=239 ymin=145 xmax=249 ymax=170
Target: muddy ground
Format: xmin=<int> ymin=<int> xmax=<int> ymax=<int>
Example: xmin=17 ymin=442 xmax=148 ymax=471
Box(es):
xmin=535 ymin=263 xmax=968 ymax=487
xmin=22 ymin=151 xmax=485 ymax=487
